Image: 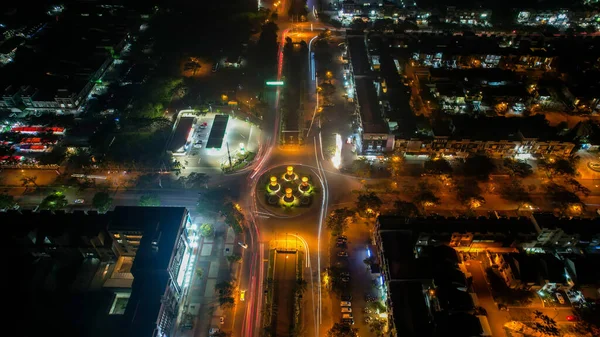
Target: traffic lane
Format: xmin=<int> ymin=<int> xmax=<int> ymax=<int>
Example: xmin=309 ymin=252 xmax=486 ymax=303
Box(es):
xmin=273 ymin=252 xmax=297 ymax=337
xmin=467 ymin=261 xmax=510 ymax=337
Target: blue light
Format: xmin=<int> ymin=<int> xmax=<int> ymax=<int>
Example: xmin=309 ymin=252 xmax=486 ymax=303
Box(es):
xmin=367 ymin=247 xmax=371 ymax=257
xmin=378 ymin=275 xmax=383 ymax=286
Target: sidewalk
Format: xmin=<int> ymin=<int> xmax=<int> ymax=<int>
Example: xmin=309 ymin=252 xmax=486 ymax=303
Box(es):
xmin=177 ymin=221 xmax=239 ymax=337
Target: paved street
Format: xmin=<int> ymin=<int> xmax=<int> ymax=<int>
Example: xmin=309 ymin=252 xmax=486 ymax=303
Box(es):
xmin=467 ymin=261 xmax=511 ymax=337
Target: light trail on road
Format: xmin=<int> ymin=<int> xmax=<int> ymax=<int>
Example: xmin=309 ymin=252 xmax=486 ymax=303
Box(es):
xmin=242 ymin=26 xmax=291 ymax=337
xmin=313 ymin=135 xmax=330 ymax=333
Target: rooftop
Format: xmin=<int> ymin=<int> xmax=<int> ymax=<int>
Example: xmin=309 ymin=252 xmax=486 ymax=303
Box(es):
xmin=389 ymin=281 xmax=434 ymax=337
xmin=355 ymin=78 xmax=388 ymax=134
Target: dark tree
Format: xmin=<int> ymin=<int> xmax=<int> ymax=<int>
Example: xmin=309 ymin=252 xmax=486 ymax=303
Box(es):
xmin=424 ymin=157 xmax=453 ymax=176
xmin=92 ymin=192 xmax=113 ymax=213
xmin=463 ymin=155 xmax=495 ymax=181
xmin=356 ymin=192 xmax=383 ymax=213
xmin=0 ymin=193 xmax=17 ymax=210
xmin=503 ymin=159 xmax=533 ymax=178
xmin=40 ymin=191 xmax=68 ymax=210
xmin=327 ymin=323 xmax=359 ymax=337
xmin=326 ymin=208 xmax=355 ymax=235
xmin=393 ymin=200 xmax=420 ymax=217
xmin=455 ymin=178 xmax=486 ymax=209
xmin=499 ymin=181 xmax=531 ymax=210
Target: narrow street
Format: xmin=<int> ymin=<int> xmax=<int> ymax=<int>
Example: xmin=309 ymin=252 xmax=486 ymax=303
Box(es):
xmin=467 ymin=261 xmax=511 ymax=337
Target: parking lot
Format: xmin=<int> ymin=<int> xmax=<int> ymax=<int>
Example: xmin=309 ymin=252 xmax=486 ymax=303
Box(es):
xmin=174 ymin=112 xmax=260 ymax=173
xmin=326 ymin=219 xmax=387 ymax=335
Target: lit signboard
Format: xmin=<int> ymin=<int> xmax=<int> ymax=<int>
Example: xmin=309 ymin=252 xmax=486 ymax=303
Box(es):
xmin=266 ymin=81 xmax=284 ymax=86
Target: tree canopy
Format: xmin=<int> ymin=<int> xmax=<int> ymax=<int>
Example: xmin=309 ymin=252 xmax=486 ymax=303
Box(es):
xmin=327 ymin=323 xmax=359 ymax=337
xmin=200 ymin=223 xmax=215 ymax=238
xmin=503 ymin=159 xmax=533 ymax=178
xmin=463 ymin=155 xmax=496 ymax=181
xmin=455 ymin=178 xmax=485 ymax=209
xmin=0 ymin=193 xmax=17 ymax=210
xmin=326 ymin=208 xmax=355 ymax=236
xmin=424 ymin=157 xmax=453 ymax=176
xmin=499 ymin=181 xmax=531 ymax=209
xmin=356 ymin=192 xmax=383 ymax=213
xmin=40 ymin=191 xmax=68 ymax=210
xmin=539 ymin=157 xmax=579 ymax=178
xmin=139 ymin=194 xmax=161 ymax=207
xmin=92 ymin=191 xmax=113 ymax=213
xmin=393 ymin=200 xmax=420 ymax=217
xmin=221 ymin=202 xmax=244 ymax=234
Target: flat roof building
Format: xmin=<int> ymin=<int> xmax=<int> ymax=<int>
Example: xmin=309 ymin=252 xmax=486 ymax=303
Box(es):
xmin=4 ymin=206 xmax=196 ymax=337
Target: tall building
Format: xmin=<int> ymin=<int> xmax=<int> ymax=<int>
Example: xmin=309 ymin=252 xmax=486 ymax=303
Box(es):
xmin=5 ymin=206 xmax=199 ymax=337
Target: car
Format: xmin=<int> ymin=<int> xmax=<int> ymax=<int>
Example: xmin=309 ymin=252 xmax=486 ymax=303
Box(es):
xmin=341 ymin=318 xmax=355 ymax=325
xmin=74 ymin=199 xmax=85 ymax=204
xmin=240 ymin=290 xmax=246 ymax=301
xmin=340 ymin=272 xmax=350 ymax=277
xmin=566 ymin=315 xmax=578 ymax=321
xmin=363 ymin=308 xmax=372 ymax=314
xmin=341 ymin=295 xmax=352 ymax=301
xmin=341 ymin=307 xmax=352 ymax=313
xmin=193 ymin=142 xmax=202 ymax=148
xmin=342 ymin=313 xmax=353 ymax=319
xmin=340 ymin=301 xmax=352 ymax=307
xmin=364 ymin=316 xmax=372 ymax=323
xmin=337 ymin=251 xmax=348 ymax=257
xmin=341 ymin=277 xmax=350 ymax=282
xmin=337 ymin=236 xmax=347 ymax=241
xmin=336 ymin=242 xmax=347 ymax=248
xmin=219 ymin=317 xmax=225 ymax=324
xmin=209 ymin=328 xmax=220 ymax=336
xmin=556 ymin=293 xmax=566 ymax=304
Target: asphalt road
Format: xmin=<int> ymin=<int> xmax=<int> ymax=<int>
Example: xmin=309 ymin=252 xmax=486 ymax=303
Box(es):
xmin=273 ymin=252 xmax=297 ymax=336
xmin=467 ymin=261 xmax=511 ymax=337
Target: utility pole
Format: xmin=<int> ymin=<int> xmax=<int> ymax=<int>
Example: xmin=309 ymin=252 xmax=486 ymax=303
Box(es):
xmin=226 ymin=141 xmax=232 ymax=169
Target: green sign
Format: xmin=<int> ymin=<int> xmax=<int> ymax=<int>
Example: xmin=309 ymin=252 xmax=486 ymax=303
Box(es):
xmin=266 ymin=81 xmax=284 ymax=86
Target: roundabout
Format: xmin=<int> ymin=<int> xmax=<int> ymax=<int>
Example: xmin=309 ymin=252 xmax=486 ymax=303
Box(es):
xmin=257 ymin=165 xmax=320 ymax=217
xmin=588 ymin=161 xmax=600 ymax=172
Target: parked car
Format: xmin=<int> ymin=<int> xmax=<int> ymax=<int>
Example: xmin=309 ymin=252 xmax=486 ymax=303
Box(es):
xmin=337 ymin=251 xmax=348 ymax=257
xmin=341 ymin=295 xmax=352 ymax=301
xmin=341 ymin=307 xmax=352 ymax=313
xmin=566 ymin=315 xmax=579 ymax=321
xmin=556 ymin=293 xmax=566 ymax=304
xmin=74 ymin=199 xmax=85 ymax=204
xmin=341 ymin=277 xmax=350 ymax=282
xmin=337 ymin=236 xmax=347 ymax=241
xmin=219 ymin=317 xmax=225 ymax=324
xmin=336 ymin=241 xmax=347 ymax=247
xmin=340 ymin=272 xmax=350 ymax=277
xmin=342 ymin=318 xmax=355 ymax=325
xmin=364 ymin=316 xmax=372 ymax=323
xmin=340 ymin=301 xmax=352 ymax=307
xmin=342 ymin=313 xmax=353 ymax=319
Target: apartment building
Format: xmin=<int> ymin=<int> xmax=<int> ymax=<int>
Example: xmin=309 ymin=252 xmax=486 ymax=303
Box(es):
xmin=4 ymin=206 xmax=198 ymax=337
